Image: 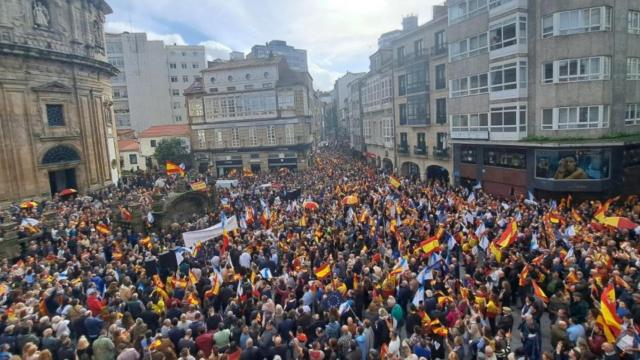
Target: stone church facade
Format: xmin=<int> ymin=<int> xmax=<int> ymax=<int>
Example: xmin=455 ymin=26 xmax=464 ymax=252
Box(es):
xmin=0 ymin=0 xmax=119 ymax=202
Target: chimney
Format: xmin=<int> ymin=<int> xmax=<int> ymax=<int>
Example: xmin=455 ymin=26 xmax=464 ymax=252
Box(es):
xmin=402 ymin=15 xmax=418 ymax=31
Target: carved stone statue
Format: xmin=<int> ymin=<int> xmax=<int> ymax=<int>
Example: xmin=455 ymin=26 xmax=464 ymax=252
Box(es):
xmin=93 ymin=13 xmax=104 ymax=48
xmin=33 ymin=0 xmax=49 ymax=28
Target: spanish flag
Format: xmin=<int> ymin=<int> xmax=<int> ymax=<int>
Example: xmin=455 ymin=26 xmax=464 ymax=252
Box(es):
xmin=315 ymin=263 xmax=331 ymax=279
xmin=140 ymin=237 xmax=152 ymax=250
xmin=121 ymin=208 xmax=133 ymax=222
xmin=518 ymin=265 xmax=530 ymax=287
xmin=571 ymin=209 xmax=583 ymax=223
xmin=192 ymin=241 xmax=202 ymax=257
xmin=494 ymin=220 xmax=518 ymax=249
xmin=594 ymin=197 xmax=618 ymax=220
xmin=389 ymin=176 xmax=401 ymax=189
xmin=489 ymin=242 xmax=502 ymax=262
xmin=419 ymin=236 xmax=440 ymax=256
xmin=221 ymin=229 xmax=230 ymax=255
xmin=599 ymin=216 xmax=639 ymax=230
xmin=243 ymin=168 xmax=254 ymax=177
xmin=186 ymin=292 xmax=200 ymax=305
xmin=166 ymin=161 xmax=185 ymax=176
xmin=189 ymin=270 xmax=198 ymax=286
xmin=596 ymin=314 xmax=618 ymax=343
xmin=531 ymin=280 xmax=548 ymax=303
xmin=204 ymin=272 xmax=221 ymax=298
xmin=95 ymin=224 xmax=111 ymax=235
xmin=600 ymin=283 xmax=622 ymax=337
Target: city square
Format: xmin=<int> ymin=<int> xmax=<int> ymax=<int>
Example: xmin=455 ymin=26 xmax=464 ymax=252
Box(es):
xmin=0 ymin=1 xmax=640 ymax=360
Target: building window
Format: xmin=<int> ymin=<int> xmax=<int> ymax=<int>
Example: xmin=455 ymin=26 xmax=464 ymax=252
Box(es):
xmin=203 ymin=92 xmax=277 ymax=120
xmin=231 ymin=128 xmax=240 ymax=147
xmin=267 ymin=126 xmax=276 ymax=145
xmin=129 ymin=154 xmax=138 ymax=165
xmin=397 ymin=46 xmax=405 ymax=64
xmin=536 ymin=149 xmax=610 ymax=180
xmin=630 ymin=10 xmax=640 ymax=34
xmin=398 ymin=75 xmax=406 ymax=96
xmin=414 ymin=39 xmax=424 ymax=56
xmin=42 ymin=145 xmax=80 ymax=165
xmin=490 ymin=61 xmax=527 ymax=92
xmin=46 ymin=104 xmax=65 ymax=126
xmin=452 ymin=113 xmax=489 ymax=133
xmin=228 ymin=75 xmax=233 ymax=81
xmin=541 ymin=105 xmax=610 ymax=130
xmin=399 ymin=103 xmax=407 ymax=125
xmin=181 ymin=63 xmax=187 ymax=69
xmin=263 ymin=83 xmax=272 ymax=88
xmin=227 ymin=86 xmax=236 ymax=91
xmin=245 ymin=73 xmax=251 ymax=80
xmin=461 ymin=147 xmax=477 ymax=163
xmin=193 ymin=63 xmax=200 ymax=69
xmin=175 ymin=115 xmax=182 ymax=122
xmin=209 ymin=88 xmax=218 ymax=93
xmin=285 ymin=124 xmax=295 ymax=145
xmin=170 ymin=76 xmax=178 ymax=83
xmin=249 ymin=127 xmax=259 ymax=146
xmin=450 ymin=31 xmax=488 ymax=61
xmin=108 ymin=57 xmax=125 ymax=67
xmin=182 ymin=75 xmax=189 ymax=82
xmin=264 ymin=72 xmax=269 ymax=78
xmin=150 ymin=140 xmax=157 ymax=147
xmin=542 ymin=6 xmax=612 ymax=38
xmin=436 ymin=98 xmax=447 ymax=124
xmin=435 ymin=64 xmax=446 ymax=89
xmin=490 ymin=104 xmax=527 ymax=133
xmin=215 ymin=130 xmax=223 ymax=147
xmin=382 ymin=118 xmax=393 ymax=143
xmin=436 ymin=132 xmax=448 ymax=149
xmin=449 ymin=0 xmax=488 ymax=24
xmin=173 ymin=102 xmax=181 ymax=109
xmin=407 ymin=65 xmax=427 ymax=93
xmin=172 ymin=89 xmax=180 ymax=96
xmin=406 ymin=95 xmax=429 ymax=125
xmin=628 ymin=58 xmax=640 ymax=80
xmin=434 ymin=30 xmax=446 ymax=52
xmin=490 ymin=15 xmax=527 ymax=51
xmin=485 ymin=148 xmax=526 ymax=169
xmin=181 ymin=51 xmax=186 ymax=56
xmin=543 ymin=56 xmax=611 ymax=84
xmin=626 ymin=104 xmax=640 ymax=125
xmin=210 ymin=77 xmax=216 ymax=83
xmin=245 ymin=85 xmax=254 ymax=90
xmin=363 ymin=118 xmax=371 ymax=137
xmin=451 ymin=73 xmax=488 ymax=97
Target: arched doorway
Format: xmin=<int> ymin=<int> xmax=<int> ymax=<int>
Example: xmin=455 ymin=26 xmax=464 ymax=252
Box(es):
xmin=426 ymin=165 xmax=449 ymax=184
xmin=42 ymin=145 xmax=81 ymax=195
xmin=382 ymin=158 xmax=393 ymax=172
xmin=401 ymin=162 xmax=420 ymax=180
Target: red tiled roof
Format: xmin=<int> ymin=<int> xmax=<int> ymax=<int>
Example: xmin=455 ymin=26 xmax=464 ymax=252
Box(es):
xmin=118 ymin=139 xmax=140 ymax=152
xmin=138 ymin=124 xmax=191 ymax=138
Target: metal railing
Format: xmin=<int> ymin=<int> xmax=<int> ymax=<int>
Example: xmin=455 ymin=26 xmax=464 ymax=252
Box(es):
xmin=431 ymin=45 xmax=448 ymax=58
xmin=432 ymin=146 xmax=451 ymax=160
xmin=414 ymin=146 xmax=428 ymax=156
xmin=398 ymin=144 xmax=409 ymax=154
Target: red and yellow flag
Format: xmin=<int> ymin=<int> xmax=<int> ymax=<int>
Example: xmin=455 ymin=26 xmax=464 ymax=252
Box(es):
xmin=95 ymin=224 xmax=111 ymax=235
xmin=389 ymin=176 xmax=401 ymax=189
xmin=315 ymin=263 xmax=331 ymax=279
xmin=166 ymin=161 xmax=185 ymax=176
xmin=531 ymin=280 xmax=548 ymax=303
xmin=221 ymin=229 xmax=230 ymax=255
xmin=121 ymin=208 xmax=133 ymax=222
xmin=519 ymin=265 xmax=530 ymax=287
xmin=419 ymin=236 xmax=440 ymax=256
xmin=599 ymin=216 xmax=638 ymax=230
xmin=600 ymin=283 xmax=622 ymax=337
xmin=494 ymin=220 xmax=518 ymax=249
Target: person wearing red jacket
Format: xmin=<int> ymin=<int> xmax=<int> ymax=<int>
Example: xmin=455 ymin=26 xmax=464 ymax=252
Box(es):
xmin=86 ymin=289 xmax=104 ymax=316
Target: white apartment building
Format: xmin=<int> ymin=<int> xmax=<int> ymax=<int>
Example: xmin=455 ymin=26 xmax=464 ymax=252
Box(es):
xmin=106 ymin=33 xmax=206 ymax=132
xmin=167 ymin=45 xmax=207 ymax=123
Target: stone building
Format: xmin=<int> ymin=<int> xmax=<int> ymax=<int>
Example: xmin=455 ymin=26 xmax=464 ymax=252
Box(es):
xmin=185 ymin=56 xmax=319 ymax=176
xmin=0 ymin=0 xmax=118 ymax=201
xmin=447 ymin=0 xmax=640 ymax=197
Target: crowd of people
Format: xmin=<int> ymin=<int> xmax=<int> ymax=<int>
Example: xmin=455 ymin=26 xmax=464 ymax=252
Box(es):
xmin=0 ymin=145 xmax=640 ymax=360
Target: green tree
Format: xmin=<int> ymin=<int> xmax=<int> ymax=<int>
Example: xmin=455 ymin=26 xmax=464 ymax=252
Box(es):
xmin=153 ymin=138 xmax=191 ymax=167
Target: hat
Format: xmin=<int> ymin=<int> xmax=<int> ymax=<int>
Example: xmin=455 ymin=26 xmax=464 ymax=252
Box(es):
xmin=502 ymin=307 xmax=512 ymax=313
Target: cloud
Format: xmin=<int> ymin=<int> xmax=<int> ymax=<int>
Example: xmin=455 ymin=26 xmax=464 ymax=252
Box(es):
xmin=309 ymin=63 xmax=343 ymax=92
xmin=105 ymin=0 xmax=443 ymax=90
xmin=198 ymin=40 xmax=233 ymax=61
xmin=106 ymin=21 xmax=187 ymax=46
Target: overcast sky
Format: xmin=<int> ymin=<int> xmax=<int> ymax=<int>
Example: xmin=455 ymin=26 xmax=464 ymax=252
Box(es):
xmin=105 ymin=0 xmax=441 ymax=91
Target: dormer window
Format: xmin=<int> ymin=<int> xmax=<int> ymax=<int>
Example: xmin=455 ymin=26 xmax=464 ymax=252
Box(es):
xmin=210 ymin=77 xmax=215 ymax=83
xmin=228 ymin=75 xmax=233 ymax=81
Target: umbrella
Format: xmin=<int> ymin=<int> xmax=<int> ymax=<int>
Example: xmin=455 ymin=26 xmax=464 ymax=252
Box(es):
xmin=59 ymin=188 xmax=77 ymax=196
xmin=19 ymin=201 xmax=38 ymax=209
xmin=341 ymin=195 xmax=359 ymax=206
xmin=303 ymin=201 xmax=319 ymax=211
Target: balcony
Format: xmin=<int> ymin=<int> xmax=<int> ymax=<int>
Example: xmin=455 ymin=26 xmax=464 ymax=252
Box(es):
xmin=431 ymin=45 xmax=448 ymax=59
xmin=432 ymin=146 xmax=451 ymax=160
xmin=395 ymin=51 xmax=428 ymax=68
xmin=414 ymin=145 xmax=428 ymax=156
xmin=398 ymin=144 xmax=409 ymax=154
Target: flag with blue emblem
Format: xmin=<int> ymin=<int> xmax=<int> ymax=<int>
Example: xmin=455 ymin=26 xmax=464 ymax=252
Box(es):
xmin=260 ymin=268 xmax=272 ymax=280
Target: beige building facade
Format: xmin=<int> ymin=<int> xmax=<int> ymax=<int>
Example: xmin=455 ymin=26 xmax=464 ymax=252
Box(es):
xmin=0 ymin=0 xmax=118 ymax=202
xmin=392 ymin=8 xmax=452 ymax=181
xmin=185 ymin=57 xmax=319 ymax=176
